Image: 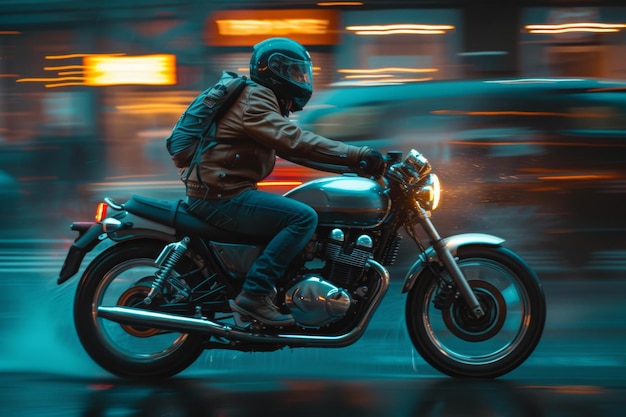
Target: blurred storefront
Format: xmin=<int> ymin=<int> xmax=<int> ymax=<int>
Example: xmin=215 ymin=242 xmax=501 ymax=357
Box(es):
xmin=0 ymin=1 xmax=625 ymax=190
xmin=520 ymin=7 xmax=626 ymax=77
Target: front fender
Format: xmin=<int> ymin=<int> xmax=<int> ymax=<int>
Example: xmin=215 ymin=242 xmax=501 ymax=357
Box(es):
xmin=401 ymin=233 xmax=505 ymax=293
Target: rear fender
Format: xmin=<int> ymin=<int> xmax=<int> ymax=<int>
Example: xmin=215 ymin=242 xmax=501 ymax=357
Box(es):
xmin=401 ymin=233 xmax=505 ymax=293
xmin=57 ymin=213 xmax=177 ymax=284
xmin=75 ymin=236 xmax=178 ymax=290
xmin=108 ymin=213 xmax=178 ymax=242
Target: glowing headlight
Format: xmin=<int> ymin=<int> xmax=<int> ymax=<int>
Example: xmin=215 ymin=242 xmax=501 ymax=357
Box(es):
xmin=416 ymin=173 xmax=441 ymax=211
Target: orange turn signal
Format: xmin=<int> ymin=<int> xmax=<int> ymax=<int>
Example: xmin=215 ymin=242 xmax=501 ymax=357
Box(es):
xmin=95 ymin=202 xmax=108 ymax=222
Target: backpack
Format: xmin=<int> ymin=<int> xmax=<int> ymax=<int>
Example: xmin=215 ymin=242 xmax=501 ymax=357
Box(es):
xmin=166 ymin=71 xmax=249 ymax=169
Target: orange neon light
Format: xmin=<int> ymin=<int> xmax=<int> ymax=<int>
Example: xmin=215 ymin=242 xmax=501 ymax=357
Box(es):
xmin=17 ymin=77 xmax=83 ymax=82
xmin=207 ymin=9 xmax=340 ymax=46
xmin=538 ymin=174 xmax=616 ymax=181
xmin=84 ymin=54 xmax=176 ymax=86
xmin=338 ymin=67 xmax=437 ymax=83
xmin=338 ymin=67 xmax=438 ymax=74
xmin=317 ymin=2 xmax=363 ymax=5
xmin=257 ymin=181 xmax=303 ymax=187
xmin=43 ymin=65 xmax=84 ymax=71
xmin=346 ymin=24 xmax=454 ymax=35
xmin=525 ymin=22 xmax=626 ymax=34
xmin=16 ymin=53 xmax=175 ymax=88
xmin=45 ymin=82 xmax=85 ymax=88
xmin=361 ymin=77 xmax=433 ymax=83
xmin=16 ymin=76 xmax=85 ymax=88
xmin=46 ymin=53 xmax=125 ymax=60
xmin=216 ymin=19 xmax=329 ymax=36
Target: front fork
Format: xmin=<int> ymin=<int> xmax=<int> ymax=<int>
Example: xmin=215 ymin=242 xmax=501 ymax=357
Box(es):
xmin=417 ymin=212 xmax=486 ymax=319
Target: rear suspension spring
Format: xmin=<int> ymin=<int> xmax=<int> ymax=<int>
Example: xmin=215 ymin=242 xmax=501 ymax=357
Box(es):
xmin=144 ymin=237 xmax=190 ymax=305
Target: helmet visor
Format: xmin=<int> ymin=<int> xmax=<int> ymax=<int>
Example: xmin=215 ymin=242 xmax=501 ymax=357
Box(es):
xmin=268 ymin=53 xmax=313 ymax=89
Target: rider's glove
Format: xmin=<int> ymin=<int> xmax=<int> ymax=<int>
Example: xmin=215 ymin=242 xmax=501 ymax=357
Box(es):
xmin=357 ymin=148 xmax=386 ymax=179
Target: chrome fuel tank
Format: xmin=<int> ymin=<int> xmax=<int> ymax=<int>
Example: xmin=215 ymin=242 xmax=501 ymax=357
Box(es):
xmin=285 ymin=176 xmax=390 ymax=228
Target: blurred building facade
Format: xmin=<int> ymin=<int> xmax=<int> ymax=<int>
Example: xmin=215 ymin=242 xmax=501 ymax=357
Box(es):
xmin=1 ymin=0 xmax=625 ymax=184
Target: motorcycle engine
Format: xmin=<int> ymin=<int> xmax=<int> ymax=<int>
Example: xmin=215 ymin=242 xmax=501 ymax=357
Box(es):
xmin=285 ymin=228 xmax=374 ymax=327
xmin=324 ymin=228 xmax=374 ymax=289
xmin=285 ymin=276 xmax=351 ymax=327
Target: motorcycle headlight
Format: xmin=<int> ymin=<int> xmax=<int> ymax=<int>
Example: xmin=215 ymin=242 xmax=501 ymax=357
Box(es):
xmin=415 ymin=173 xmax=441 ymax=211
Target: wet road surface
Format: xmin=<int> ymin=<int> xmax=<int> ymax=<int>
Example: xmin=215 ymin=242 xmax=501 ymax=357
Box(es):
xmin=1 ymin=237 xmax=626 ymax=416
xmin=2 ymin=371 xmax=625 ymax=417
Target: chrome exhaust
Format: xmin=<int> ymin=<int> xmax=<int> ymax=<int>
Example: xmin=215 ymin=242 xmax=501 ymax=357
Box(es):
xmin=97 ymin=306 xmax=240 ymax=337
xmin=98 ymin=259 xmax=390 ymax=348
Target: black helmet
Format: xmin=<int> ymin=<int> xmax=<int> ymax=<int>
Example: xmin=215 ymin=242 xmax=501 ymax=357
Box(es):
xmin=250 ymin=37 xmax=313 ymax=115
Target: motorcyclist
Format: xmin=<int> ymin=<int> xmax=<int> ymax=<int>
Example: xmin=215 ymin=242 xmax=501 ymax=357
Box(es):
xmin=182 ymin=37 xmax=386 ymax=326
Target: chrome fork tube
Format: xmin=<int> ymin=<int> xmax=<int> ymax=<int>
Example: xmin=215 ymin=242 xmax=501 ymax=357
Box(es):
xmin=419 ymin=214 xmax=485 ymax=318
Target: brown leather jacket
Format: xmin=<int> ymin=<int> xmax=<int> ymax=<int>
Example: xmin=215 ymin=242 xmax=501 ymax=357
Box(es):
xmin=178 ymin=77 xmax=370 ymax=200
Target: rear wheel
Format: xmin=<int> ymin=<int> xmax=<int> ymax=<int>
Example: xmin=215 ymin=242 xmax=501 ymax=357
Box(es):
xmin=74 ymin=241 xmax=205 ymax=379
xmin=406 ymin=246 xmax=546 ymax=378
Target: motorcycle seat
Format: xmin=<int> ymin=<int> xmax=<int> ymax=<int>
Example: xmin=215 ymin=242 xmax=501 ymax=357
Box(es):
xmin=123 ymin=195 xmax=270 ymax=244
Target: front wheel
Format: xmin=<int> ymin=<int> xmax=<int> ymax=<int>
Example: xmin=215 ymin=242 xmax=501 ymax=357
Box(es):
xmin=406 ymin=246 xmax=546 ymax=378
xmin=74 ymin=241 xmax=205 ymax=379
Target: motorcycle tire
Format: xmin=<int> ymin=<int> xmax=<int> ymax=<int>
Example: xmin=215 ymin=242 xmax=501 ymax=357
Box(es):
xmin=74 ymin=240 xmax=205 ymax=379
xmin=405 ymin=245 xmax=546 ymax=378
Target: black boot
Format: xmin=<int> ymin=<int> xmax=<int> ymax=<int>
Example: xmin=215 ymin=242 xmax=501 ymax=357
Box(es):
xmin=229 ymin=292 xmax=295 ymax=326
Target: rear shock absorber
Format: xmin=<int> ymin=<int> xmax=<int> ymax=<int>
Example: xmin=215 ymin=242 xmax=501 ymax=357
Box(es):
xmin=144 ymin=237 xmax=190 ymax=305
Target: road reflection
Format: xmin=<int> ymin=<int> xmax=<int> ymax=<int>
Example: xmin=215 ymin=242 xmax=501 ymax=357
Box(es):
xmin=56 ymin=377 xmax=542 ymax=417
xmin=6 ymin=372 xmax=622 ymax=417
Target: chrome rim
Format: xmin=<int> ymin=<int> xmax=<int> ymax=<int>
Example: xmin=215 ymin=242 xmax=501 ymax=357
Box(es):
xmin=422 ymin=258 xmax=531 ymax=365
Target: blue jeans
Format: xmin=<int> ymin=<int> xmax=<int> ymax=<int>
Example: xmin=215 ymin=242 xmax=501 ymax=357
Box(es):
xmin=187 ymin=190 xmax=317 ymax=295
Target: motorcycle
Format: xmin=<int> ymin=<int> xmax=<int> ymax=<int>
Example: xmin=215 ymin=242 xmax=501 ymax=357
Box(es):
xmin=58 ymin=149 xmax=546 ymax=379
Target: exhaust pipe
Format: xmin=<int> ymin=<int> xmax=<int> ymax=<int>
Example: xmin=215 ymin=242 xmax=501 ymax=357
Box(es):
xmin=98 ymin=259 xmax=390 ymax=348
xmin=98 ymin=306 xmax=241 ymax=337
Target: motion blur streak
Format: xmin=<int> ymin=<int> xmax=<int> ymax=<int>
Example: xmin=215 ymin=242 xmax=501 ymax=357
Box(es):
xmin=537 ymin=174 xmax=617 ymax=181
xmin=449 ymin=140 xmax=626 ymax=148
xmin=433 ymin=110 xmax=605 ymax=118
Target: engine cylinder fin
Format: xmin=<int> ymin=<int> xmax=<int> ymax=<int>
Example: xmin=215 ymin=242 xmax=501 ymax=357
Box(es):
xmin=325 ymin=244 xmax=372 ymax=268
xmin=325 ymin=242 xmax=372 ymax=289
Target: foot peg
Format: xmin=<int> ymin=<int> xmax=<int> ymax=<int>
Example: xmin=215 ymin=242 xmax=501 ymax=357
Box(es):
xmin=232 ymin=310 xmax=253 ymax=327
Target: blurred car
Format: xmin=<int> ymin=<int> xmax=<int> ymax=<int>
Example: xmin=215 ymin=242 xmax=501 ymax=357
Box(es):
xmin=297 ymin=77 xmax=626 ymax=144
xmin=295 ymin=78 xmax=626 ymax=269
